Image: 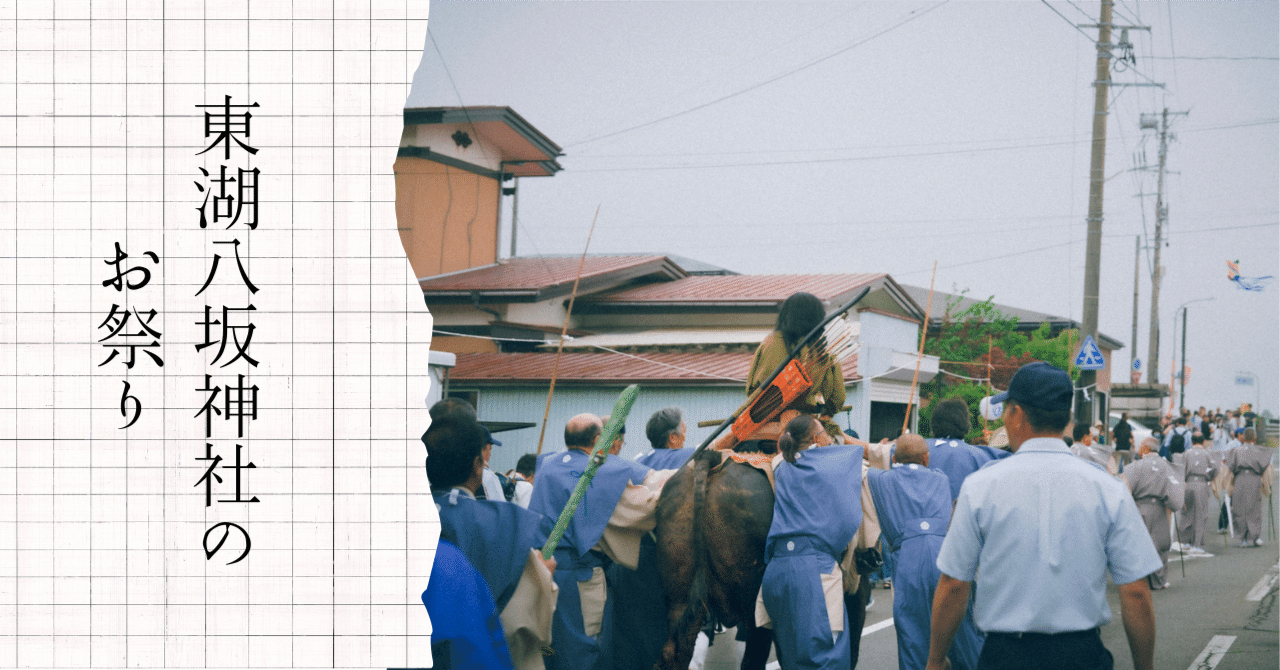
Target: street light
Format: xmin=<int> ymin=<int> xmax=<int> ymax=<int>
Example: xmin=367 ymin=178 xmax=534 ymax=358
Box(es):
xmin=1173 ymin=297 xmax=1215 ymax=413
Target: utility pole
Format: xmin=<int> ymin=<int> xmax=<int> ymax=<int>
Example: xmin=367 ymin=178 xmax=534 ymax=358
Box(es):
xmin=1075 ymin=3 xmax=1153 ymax=425
xmin=1142 ymin=107 xmax=1187 ymax=384
xmin=1131 ymin=235 xmax=1140 ymax=378
xmin=1076 ymin=0 xmax=1112 ymax=428
xmin=1180 ymin=306 xmax=1188 ymax=410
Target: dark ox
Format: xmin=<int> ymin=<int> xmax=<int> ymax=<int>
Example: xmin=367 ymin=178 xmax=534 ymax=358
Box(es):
xmin=652 ymin=449 xmax=871 ymax=670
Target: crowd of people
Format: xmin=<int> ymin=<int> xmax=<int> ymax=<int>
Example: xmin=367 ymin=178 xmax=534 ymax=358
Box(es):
xmin=420 ymin=292 xmax=1274 ymax=670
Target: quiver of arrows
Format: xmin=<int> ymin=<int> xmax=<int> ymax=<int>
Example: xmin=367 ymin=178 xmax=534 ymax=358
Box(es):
xmin=730 ymin=314 xmax=861 ymax=441
xmin=732 ymin=359 xmax=812 ymax=440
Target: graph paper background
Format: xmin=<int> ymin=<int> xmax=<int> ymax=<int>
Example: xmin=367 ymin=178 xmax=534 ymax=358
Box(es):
xmin=1 ymin=1 xmax=438 ymax=667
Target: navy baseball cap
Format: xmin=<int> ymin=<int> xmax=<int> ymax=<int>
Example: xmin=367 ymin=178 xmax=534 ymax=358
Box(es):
xmin=480 ymin=425 xmax=502 ymax=446
xmin=990 ymin=362 xmax=1073 ymax=411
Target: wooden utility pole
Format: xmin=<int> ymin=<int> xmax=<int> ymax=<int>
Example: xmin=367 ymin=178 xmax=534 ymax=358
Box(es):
xmin=1147 ymin=109 xmax=1167 ymax=384
xmin=1131 ymin=235 xmax=1140 ymax=378
xmin=1077 ymin=0 xmax=1112 ymax=427
xmin=1144 ymin=108 xmax=1187 ymax=384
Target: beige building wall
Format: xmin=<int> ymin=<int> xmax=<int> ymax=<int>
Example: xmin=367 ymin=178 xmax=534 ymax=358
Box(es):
xmin=394 ymin=155 xmax=499 ymax=280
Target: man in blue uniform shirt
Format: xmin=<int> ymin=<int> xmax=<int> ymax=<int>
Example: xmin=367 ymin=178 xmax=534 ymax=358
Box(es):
xmin=927 ymin=362 xmax=1160 ymax=670
xmin=928 ymin=397 xmax=1010 ymax=502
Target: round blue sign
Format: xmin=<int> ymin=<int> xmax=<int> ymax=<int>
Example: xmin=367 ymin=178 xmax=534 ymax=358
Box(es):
xmin=1132 ymin=358 xmax=1141 ymax=371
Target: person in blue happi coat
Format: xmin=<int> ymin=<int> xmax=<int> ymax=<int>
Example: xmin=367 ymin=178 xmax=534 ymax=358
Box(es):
xmin=529 ymin=413 xmax=675 ymax=670
xmin=928 ymin=398 xmax=1010 ymax=502
xmin=425 ymin=416 xmax=559 ymax=670
xmin=423 ymin=538 xmax=515 ymax=670
xmin=637 ymin=407 xmax=696 ymax=470
xmin=866 ymin=433 xmax=982 ymax=670
xmin=759 ymin=414 xmax=864 ymax=670
xmin=606 ymin=407 xmax=696 ymax=670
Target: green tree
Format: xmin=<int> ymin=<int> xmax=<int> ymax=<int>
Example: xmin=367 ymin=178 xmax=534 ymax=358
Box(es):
xmin=916 ymin=293 xmax=1082 ymax=441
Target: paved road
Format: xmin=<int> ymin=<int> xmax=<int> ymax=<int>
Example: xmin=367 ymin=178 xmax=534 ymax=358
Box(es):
xmin=702 ymin=493 xmax=1279 ymax=670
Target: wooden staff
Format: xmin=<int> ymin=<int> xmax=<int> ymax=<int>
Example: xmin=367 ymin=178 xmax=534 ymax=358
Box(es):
xmin=981 ymin=335 xmax=993 ymax=434
xmin=535 ymin=206 xmax=600 ymax=455
xmin=693 ymin=287 xmax=871 ymax=456
xmin=542 ymin=385 xmax=639 ymax=559
xmin=902 ymin=261 xmax=938 ymax=436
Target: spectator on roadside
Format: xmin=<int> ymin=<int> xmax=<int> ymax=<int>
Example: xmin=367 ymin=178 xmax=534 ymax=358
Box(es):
xmin=1072 ymin=423 xmax=1117 ymax=474
xmin=1162 ymin=416 xmax=1192 ymax=460
xmin=510 ymin=453 xmax=537 ymax=508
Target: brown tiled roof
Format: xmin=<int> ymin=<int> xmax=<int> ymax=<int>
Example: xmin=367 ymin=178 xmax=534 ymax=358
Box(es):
xmin=450 ymin=351 xmax=860 ymax=385
xmin=419 ymin=255 xmax=686 ymax=301
xmin=581 ymin=274 xmax=886 ymax=306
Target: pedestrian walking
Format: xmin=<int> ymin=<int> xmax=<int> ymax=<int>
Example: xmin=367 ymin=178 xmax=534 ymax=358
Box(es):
xmin=927 ymin=362 xmax=1159 ymax=670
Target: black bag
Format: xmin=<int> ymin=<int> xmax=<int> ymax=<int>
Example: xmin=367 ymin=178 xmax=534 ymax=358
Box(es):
xmin=1169 ymin=430 xmax=1187 ymax=455
xmin=854 ymin=546 xmax=883 ymax=574
xmin=496 ymin=471 xmax=517 ymax=502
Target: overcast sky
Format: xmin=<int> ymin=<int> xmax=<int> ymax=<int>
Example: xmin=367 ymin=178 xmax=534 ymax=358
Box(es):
xmin=408 ymin=1 xmax=1279 ymax=416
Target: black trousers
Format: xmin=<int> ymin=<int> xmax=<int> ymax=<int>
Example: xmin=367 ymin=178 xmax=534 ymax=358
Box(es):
xmin=978 ymin=628 xmax=1113 ymax=670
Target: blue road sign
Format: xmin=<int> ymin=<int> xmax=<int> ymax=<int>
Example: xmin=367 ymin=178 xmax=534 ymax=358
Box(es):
xmin=1074 ymin=335 xmax=1106 ymax=371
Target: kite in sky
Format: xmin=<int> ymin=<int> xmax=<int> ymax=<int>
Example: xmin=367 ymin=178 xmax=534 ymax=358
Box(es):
xmin=1227 ymin=259 xmax=1274 ymax=291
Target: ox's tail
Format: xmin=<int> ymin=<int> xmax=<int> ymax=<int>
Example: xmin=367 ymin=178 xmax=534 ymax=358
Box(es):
xmin=673 ymin=450 xmax=716 ymax=652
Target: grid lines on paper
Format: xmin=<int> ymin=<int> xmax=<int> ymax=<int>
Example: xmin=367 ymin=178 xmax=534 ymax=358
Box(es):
xmin=0 ymin=1 xmax=435 ymax=667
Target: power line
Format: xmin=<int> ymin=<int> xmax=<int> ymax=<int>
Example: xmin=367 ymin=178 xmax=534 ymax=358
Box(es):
xmin=1165 ymin=0 xmax=1181 ymax=99
xmin=565 ymin=119 xmax=1277 ymax=173
xmin=561 ymin=1 xmax=949 ymax=149
xmin=1146 ymin=56 xmax=1279 ymax=61
xmin=1040 ymin=0 xmax=1096 ymax=42
xmin=1105 ymin=221 xmax=1279 ymax=238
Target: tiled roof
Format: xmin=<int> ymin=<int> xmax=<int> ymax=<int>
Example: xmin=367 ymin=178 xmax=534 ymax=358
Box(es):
xmin=450 ymin=351 xmax=860 ymax=385
xmin=581 ymin=274 xmax=886 ymax=305
xmin=419 ymin=255 xmax=684 ymax=299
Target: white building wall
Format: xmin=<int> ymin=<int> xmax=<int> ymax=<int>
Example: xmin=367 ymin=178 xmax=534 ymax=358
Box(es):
xmin=461 ymin=384 xmax=753 ymax=474
xmin=859 ymin=311 xmax=920 ymax=351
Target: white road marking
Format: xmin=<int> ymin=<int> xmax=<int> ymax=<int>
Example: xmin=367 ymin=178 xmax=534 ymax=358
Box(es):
xmin=761 ymin=619 xmax=895 ymax=670
xmin=1246 ymin=563 xmax=1279 ymax=602
xmin=1185 ymin=635 xmax=1235 ymax=670
xmin=861 ymin=617 xmax=895 ymax=636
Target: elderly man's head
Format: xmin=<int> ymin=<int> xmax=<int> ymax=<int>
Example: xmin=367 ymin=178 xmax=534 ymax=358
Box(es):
xmin=1244 ymin=428 xmax=1257 ymax=444
xmin=565 ymin=413 xmax=604 ymax=451
xmin=894 ymin=434 xmax=930 ymax=466
xmin=1138 ymin=436 xmax=1160 ymax=455
xmin=646 ymin=407 xmax=686 ymax=450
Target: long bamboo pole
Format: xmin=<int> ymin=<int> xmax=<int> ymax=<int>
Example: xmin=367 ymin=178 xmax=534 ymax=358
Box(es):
xmin=535 ymin=206 xmax=600 ymax=455
xmin=542 ymin=385 xmax=639 ymax=559
xmin=902 ymin=261 xmax=938 ymax=436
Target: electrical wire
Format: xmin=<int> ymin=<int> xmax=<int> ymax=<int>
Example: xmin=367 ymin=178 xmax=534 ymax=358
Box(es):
xmin=1041 ymin=0 xmax=1096 ymax=42
xmin=562 ymin=1 xmax=949 ymax=149
xmin=564 ymin=119 xmax=1277 ymax=173
xmin=1165 ymin=0 xmax=1181 ymax=100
